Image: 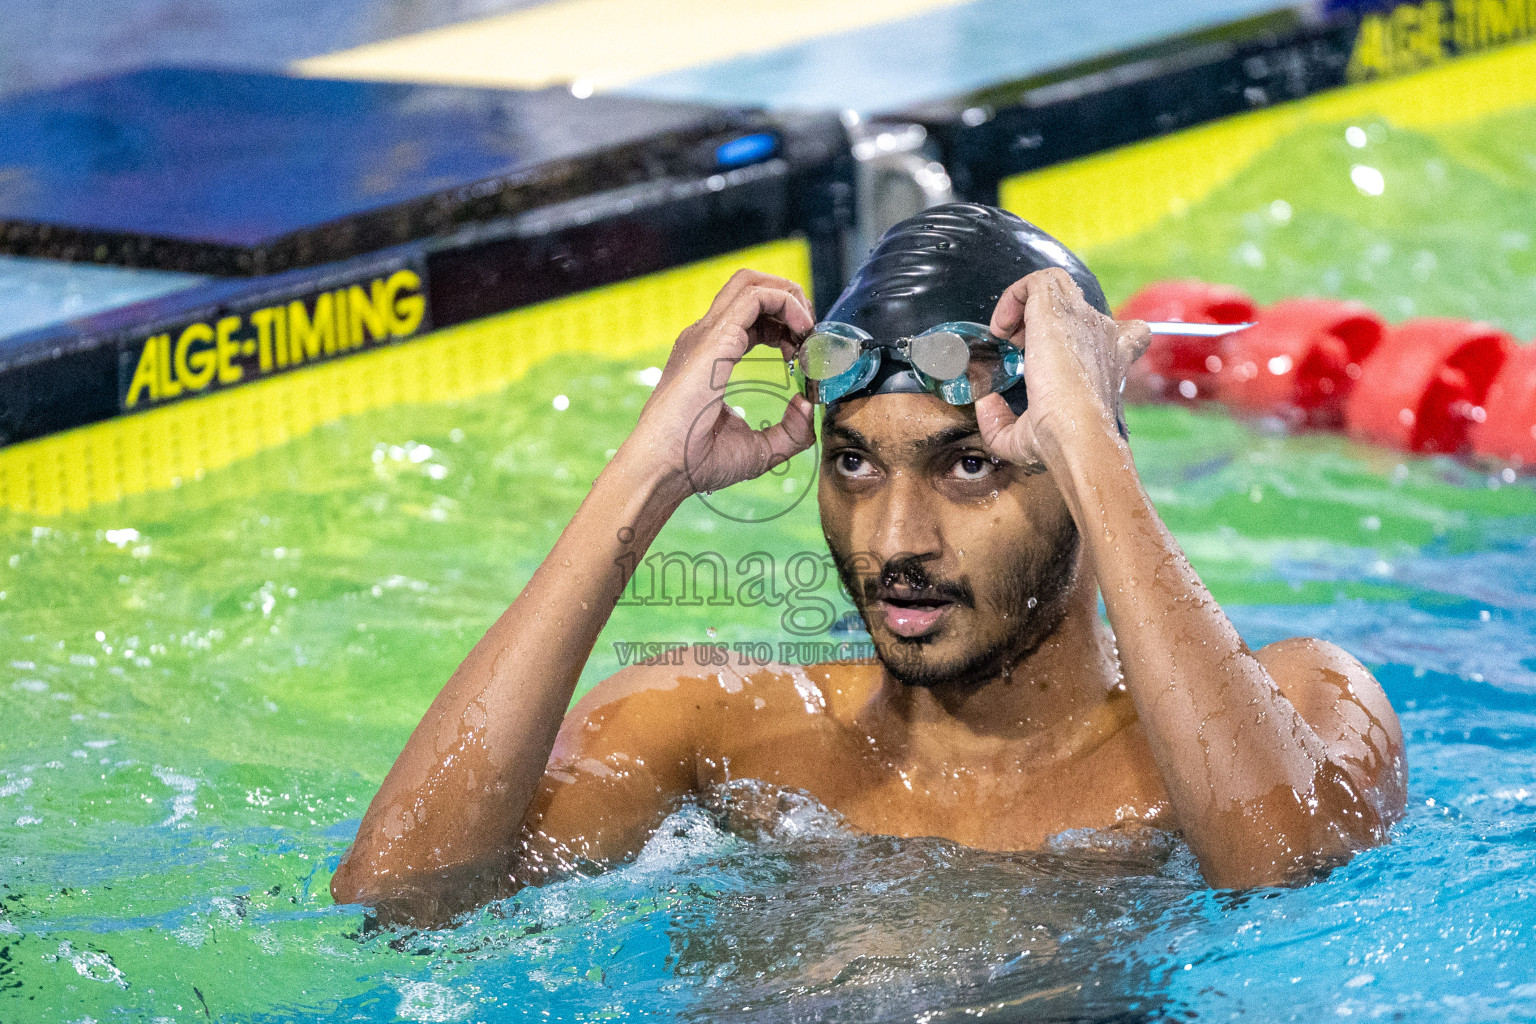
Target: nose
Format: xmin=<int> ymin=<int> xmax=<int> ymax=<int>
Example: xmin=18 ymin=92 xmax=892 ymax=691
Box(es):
xmin=864 ymin=470 xmax=943 ymax=569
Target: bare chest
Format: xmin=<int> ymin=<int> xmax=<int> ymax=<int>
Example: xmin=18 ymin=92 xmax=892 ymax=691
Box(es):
xmin=708 ymin=716 xmax=1172 ymax=852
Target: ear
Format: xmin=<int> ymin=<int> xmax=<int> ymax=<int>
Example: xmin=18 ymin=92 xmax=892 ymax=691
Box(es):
xmin=1116 ymin=320 xmax=1152 ymax=369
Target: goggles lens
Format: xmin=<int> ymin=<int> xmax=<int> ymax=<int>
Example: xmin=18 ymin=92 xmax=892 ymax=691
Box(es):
xmin=907 ymin=330 xmax=970 ymax=381
xmin=801 ymin=330 xmax=862 ymax=381
xmin=794 ymin=323 xmax=880 ymax=405
xmin=920 ymin=328 xmax=1024 ymax=405
xmin=793 ymin=322 xmax=1022 ymax=407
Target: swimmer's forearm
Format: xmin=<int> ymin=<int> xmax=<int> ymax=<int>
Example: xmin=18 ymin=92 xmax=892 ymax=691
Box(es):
xmin=1052 ymin=428 xmax=1360 ymax=886
xmin=334 ymin=446 xmax=690 ymax=914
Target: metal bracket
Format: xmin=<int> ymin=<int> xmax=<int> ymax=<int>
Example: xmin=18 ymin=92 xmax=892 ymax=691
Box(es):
xmin=842 ymin=115 xmax=955 ymax=282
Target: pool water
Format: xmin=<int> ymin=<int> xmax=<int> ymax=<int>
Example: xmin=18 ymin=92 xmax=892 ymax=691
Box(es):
xmin=6 ymin=107 xmax=1536 ymax=1022
xmin=1091 ymin=107 xmax=1536 ymax=337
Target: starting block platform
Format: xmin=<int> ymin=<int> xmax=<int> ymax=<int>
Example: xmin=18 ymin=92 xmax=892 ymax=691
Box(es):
xmin=0 ymin=69 xmax=851 ymax=451
xmin=0 ymin=68 xmax=810 ymax=276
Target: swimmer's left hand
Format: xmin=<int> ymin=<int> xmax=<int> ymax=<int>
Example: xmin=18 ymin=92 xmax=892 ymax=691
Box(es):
xmin=975 ymin=268 xmax=1150 ymax=472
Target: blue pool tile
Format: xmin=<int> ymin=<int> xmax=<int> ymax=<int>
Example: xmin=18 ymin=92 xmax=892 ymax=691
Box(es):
xmin=0 ymin=255 xmax=204 ymax=343
xmin=619 ymin=0 xmax=1291 ymax=112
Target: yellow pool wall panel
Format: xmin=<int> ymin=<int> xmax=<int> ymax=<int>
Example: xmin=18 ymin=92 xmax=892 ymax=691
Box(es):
xmin=0 ymin=238 xmax=812 ymax=517
xmin=1000 ymin=35 xmax=1536 ymax=253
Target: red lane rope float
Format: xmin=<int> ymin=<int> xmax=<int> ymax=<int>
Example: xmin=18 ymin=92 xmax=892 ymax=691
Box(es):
xmin=1471 ymin=344 xmax=1536 ymax=466
xmin=1215 ymin=299 xmax=1385 ymax=427
xmin=1118 ymin=279 xmax=1535 ymax=461
xmin=1344 ymin=318 xmax=1512 ymax=454
xmin=1117 ymin=280 xmax=1257 ymax=402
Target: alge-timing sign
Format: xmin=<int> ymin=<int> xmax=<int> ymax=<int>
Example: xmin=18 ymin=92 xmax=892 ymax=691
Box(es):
xmin=118 ymin=266 xmax=429 ymax=411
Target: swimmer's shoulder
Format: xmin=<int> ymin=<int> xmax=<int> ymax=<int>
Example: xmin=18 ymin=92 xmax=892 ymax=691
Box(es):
xmin=1252 ymin=637 xmax=1405 ymax=818
xmin=1252 ymin=636 xmax=1399 ymax=745
xmin=559 ymin=649 xmax=881 ymax=755
xmin=670 ymin=653 xmax=882 ymax=723
xmin=551 ymin=647 xmax=721 ymax=764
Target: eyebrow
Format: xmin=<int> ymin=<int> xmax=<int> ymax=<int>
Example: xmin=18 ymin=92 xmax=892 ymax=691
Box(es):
xmin=823 ymin=421 xmax=981 ymax=455
xmin=823 ymin=422 xmax=871 ymax=448
xmin=922 ymin=425 xmax=984 ymax=450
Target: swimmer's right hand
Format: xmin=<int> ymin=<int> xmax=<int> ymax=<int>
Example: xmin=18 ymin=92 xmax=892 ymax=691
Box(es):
xmin=623 ymin=269 xmax=817 ymax=497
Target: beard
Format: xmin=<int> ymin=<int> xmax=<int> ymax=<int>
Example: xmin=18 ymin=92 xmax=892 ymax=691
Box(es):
xmin=827 ymin=516 xmax=1081 ymax=689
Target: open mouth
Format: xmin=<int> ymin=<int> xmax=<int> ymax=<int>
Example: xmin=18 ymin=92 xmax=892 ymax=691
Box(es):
xmin=874 ymin=592 xmax=957 ymax=639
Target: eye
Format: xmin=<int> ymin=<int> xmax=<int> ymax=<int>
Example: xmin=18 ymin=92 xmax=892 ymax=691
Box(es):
xmin=950 ymin=454 xmax=996 ymax=481
xmin=834 ymin=451 xmax=876 ymax=480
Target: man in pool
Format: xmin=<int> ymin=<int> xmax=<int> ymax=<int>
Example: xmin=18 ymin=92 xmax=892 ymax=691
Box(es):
xmin=332 ymin=203 xmax=1406 ymax=926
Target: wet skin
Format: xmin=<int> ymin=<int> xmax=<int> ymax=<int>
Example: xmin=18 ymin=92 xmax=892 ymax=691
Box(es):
xmin=331 ymin=268 xmax=1407 ymax=927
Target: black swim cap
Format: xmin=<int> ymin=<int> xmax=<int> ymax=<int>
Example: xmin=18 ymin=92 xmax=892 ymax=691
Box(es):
xmin=825 ymin=203 xmax=1108 ymax=410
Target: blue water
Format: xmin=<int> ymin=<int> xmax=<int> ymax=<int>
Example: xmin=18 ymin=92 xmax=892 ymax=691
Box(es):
xmin=5 ymin=2 xmax=1536 ymax=1019
xmin=311 ymin=701 xmax=1536 ymax=1023
xmin=310 ymin=564 xmax=1536 ymax=1021
xmin=319 ymin=560 xmax=1536 ymax=1023
xmin=3 ymin=384 xmax=1535 ymax=1021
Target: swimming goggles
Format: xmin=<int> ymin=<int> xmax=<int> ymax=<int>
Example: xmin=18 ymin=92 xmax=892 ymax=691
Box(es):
xmin=791 ymin=319 xmax=1258 ymax=406
xmin=793 ymin=321 xmax=1024 ymax=406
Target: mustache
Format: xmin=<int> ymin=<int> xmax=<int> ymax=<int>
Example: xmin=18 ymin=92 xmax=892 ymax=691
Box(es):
xmin=852 ymin=553 xmax=975 ymax=608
